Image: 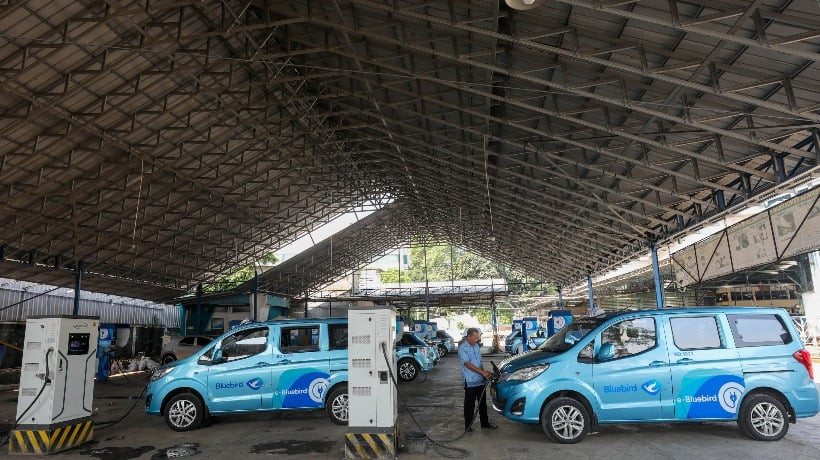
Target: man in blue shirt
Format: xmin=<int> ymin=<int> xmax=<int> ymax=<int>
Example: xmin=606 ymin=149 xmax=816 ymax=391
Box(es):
xmin=458 ymin=328 xmax=497 ymax=431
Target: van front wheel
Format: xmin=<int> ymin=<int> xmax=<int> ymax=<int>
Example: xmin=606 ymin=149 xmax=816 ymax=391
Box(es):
xmin=540 ymin=397 xmax=590 ymax=444
xmin=738 ymin=394 xmax=789 ymax=441
xmin=326 ymin=386 xmax=349 ymax=425
xmin=398 ymin=358 xmax=419 ymax=382
xmin=165 ymin=393 xmax=206 ymax=432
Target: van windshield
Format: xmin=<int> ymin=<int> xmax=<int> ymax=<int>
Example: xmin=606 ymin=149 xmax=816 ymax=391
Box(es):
xmin=536 ymin=317 xmax=605 ymax=352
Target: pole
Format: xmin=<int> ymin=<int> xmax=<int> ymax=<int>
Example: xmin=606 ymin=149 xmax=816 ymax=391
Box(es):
xmin=651 ymin=242 xmax=665 ymax=309
xmin=195 ymin=283 xmax=202 ymax=335
xmin=73 ymin=260 xmax=83 ymax=316
xmin=587 ymin=274 xmax=595 ymax=316
xmin=558 ymin=287 xmax=564 ymax=310
xmin=424 ymin=246 xmax=430 ymax=322
xmin=253 ymin=271 xmax=259 ymax=321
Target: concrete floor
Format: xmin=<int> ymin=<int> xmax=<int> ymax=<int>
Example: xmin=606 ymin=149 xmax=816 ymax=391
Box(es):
xmin=1 ymin=349 xmax=820 ymax=459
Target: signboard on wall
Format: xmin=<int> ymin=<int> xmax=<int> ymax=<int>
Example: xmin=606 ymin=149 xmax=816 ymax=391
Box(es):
xmin=672 ymin=246 xmax=698 ymax=288
xmin=769 ymin=188 xmax=820 ymax=259
xmin=727 ymin=212 xmax=776 ymax=271
xmin=696 ymin=232 xmax=734 ymax=281
xmin=672 ymin=186 xmax=820 ymax=287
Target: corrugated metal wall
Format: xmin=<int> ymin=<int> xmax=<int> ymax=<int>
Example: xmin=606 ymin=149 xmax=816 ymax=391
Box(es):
xmin=0 ymin=278 xmax=178 ymax=326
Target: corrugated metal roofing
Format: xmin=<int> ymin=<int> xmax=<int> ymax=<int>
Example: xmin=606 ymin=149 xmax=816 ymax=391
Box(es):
xmin=0 ymin=0 xmax=816 ymax=301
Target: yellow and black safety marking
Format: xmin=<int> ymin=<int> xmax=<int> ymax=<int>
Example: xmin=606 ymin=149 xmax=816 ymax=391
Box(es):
xmin=8 ymin=420 xmax=93 ymax=455
xmin=344 ymin=432 xmax=397 ymax=459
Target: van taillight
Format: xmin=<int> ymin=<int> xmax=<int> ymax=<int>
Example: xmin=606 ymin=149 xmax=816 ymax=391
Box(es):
xmin=793 ymin=349 xmax=814 ymax=379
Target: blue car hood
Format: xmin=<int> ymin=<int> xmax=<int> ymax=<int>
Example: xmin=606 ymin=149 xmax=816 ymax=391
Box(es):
xmin=499 ymin=349 xmax=559 ymax=372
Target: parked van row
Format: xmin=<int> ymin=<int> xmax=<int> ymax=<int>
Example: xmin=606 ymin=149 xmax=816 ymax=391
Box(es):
xmin=492 ymin=308 xmax=819 ymax=443
xmin=146 ymin=317 xmax=444 ymax=431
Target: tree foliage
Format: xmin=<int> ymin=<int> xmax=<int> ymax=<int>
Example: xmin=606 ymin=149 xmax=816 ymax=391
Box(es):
xmin=204 ymin=253 xmax=278 ymax=292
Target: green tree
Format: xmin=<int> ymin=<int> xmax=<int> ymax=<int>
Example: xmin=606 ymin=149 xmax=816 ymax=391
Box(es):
xmin=204 ymin=253 xmax=278 ymax=292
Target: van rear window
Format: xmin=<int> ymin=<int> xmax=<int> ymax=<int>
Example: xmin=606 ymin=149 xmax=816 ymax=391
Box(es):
xmin=727 ymin=314 xmax=792 ymax=347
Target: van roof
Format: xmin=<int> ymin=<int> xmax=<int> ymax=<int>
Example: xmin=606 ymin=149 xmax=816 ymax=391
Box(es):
xmin=596 ymin=306 xmax=790 ymax=320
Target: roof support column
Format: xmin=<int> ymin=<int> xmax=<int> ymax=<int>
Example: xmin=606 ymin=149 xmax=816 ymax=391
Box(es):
xmin=73 ymin=261 xmax=84 ymax=316
xmin=253 ymin=271 xmax=259 ymax=322
xmin=558 ymin=287 xmax=564 ymax=310
xmin=651 ymin=242 xmax=665 ymax=309
xmin=195 ymin=284 xmax=202 ymax=336
xmin=424 ymin=246 xmax=430 ymax=322
xmin=587 ymin=273 xmax=595 ymax=317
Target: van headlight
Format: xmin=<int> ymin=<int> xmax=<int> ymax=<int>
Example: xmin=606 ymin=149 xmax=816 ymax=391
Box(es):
xmin=149 ymin=366 xmax=174 ymax=382
xmin=499 ymin=364 xmax=549 ymax=382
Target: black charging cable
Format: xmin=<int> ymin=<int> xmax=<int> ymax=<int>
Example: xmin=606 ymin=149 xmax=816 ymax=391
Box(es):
xmin=1 ymin=348 xmax=53 ymax=446
xmin=381 ymin=343 xmax=493 ymax=458
xmin=94 ymin=380 xmax=149 ymax=430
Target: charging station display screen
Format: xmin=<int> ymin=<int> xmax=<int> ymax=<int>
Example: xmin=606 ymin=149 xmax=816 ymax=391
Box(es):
xmin=68 ymin=333 xmax=90 ymax=355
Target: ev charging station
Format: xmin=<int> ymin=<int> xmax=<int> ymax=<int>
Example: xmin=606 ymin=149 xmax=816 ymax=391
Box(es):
xmin=346 ymin=307 xmax=398 ymax=459
xmin=522 ymin=316 xmax=538 ymax=351
xmin=547 ymin=310 xmax=573 ymax=337
xmin=10 ymin=316 xmax=99 ymax=455
xmin=412 ymin=319 xmax=426 ymax=338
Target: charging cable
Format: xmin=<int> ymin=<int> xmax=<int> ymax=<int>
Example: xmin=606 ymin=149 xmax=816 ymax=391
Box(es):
xmin=1 ymin=348 xmax=53 ymax=447
xmin=381 ymin=343 xmax=492 ymax=458
xmin=94 ymin=381 xmax=149 ymax=430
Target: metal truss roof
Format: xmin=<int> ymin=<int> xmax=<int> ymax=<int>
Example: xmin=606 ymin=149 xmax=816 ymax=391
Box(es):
xmin=0 ymin=0 xmax=818 ymax=302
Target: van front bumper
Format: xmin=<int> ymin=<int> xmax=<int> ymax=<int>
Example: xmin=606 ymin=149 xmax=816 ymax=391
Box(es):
xmin=491 ymin=380 xmax=540 ymax=424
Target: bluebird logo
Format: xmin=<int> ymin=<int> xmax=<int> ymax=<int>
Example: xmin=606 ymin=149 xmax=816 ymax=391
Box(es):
xmin=247 ymin=378 xmax=264 ymax=391
xmin=718 ymin=382 xmax=744 ymax=414
xmin=308 ymin=378 xmax=329 ymax=403
xmin=641 ymin=379 xmax=662 ymax=395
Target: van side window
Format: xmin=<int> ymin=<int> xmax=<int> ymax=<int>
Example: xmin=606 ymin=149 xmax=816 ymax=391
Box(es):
xmin=281 ymin=326 xmax=320 ymax=353
xmin=329 ymin=324 xmax=348 ymax=350
xmin=727 ymin=314 xmax=793 ymax=347
xmin=220 ymin=327 xmax=269 ymax=361
xmin=600 ymin=317 xmax=656 ymax=359
xmin=670 ymin=316 xmax=722 ymax=350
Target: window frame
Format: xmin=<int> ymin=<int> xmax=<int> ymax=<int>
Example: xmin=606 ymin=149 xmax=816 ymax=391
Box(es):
xmin=598 ymin=316 xmax=658 ymax=361
xmin=218 ymin=326 xmax=270 ymax=362
xmin=727 ymin=313 xmax=793 ymax=348
xmin=329 ymin=324 xmax=348 ymax=350
xmin=280 ymin=325 xmax=321 ymax=353
xmin=669 ymin=315 xmax=724 ymax=351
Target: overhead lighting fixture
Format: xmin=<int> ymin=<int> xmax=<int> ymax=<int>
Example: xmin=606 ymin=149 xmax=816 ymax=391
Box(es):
xmin=505 ymin=0 xmax=547 ymax=10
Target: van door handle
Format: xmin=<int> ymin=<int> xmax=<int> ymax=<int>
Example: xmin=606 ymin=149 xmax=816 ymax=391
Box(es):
xmin=649 ymin=361 xmax=665 ymax=367
xmin=256 ymin=362 xmax=271 ymax=367
xmin=677 ymin=358 xmax=693 ymax=365
xmin=274 ymin=359 xmax=290 ymax=365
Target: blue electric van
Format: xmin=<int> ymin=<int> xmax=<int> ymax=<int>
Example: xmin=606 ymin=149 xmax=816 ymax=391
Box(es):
xmin=395 ymin=332 xmax=436 ymax=382
xmin=145 ymin=317 xmax=349 ymax=431
xmin=492 ymin=308 xmax=818 ymax=443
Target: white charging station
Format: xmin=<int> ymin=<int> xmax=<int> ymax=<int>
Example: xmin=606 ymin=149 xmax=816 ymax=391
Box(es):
xmin=9 ymin=316 xmax=99 ymax=455
xmin=345 ymin=307 xmax=398 ymax=459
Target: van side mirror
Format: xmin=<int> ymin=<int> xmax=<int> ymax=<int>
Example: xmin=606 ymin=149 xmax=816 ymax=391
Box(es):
xmin=212 ymin=348 xmax=224 ymax=364
xmin=597 ymin=343 xmax=615 ymax=361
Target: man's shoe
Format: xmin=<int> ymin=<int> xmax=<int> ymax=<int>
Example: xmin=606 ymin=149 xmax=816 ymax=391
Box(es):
xmin=481 ymin=423 xmax=498 ymax=429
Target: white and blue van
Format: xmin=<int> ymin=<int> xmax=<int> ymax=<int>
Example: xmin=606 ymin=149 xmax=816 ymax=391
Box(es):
xmin=395 ymin=332 xmax=436 ymax=382
xmin=492 ymin=308 xmax=818 ymax=443
xmin=145 ymin=317 xmax=349 ymax=431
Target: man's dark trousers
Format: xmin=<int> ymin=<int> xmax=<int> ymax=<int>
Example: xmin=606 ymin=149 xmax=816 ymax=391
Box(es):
xmin=464 ymin=383 xmax=489 ymax=429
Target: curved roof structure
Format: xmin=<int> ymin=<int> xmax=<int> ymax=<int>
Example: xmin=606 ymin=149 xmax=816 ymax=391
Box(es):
xmin=0 ymin=0 xmax=817 ymax=301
